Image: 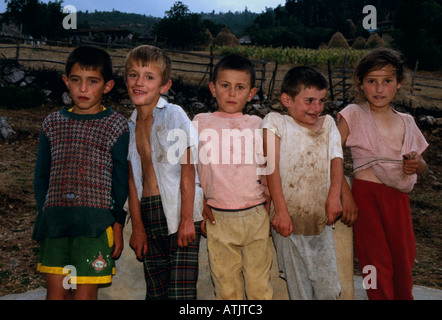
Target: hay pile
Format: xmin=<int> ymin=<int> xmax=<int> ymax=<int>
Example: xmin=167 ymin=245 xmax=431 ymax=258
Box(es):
xmin=352 ymin=36 xmax=367 ymax=49
xmin=328 ymin=32 xmax=349 ymax=49
xmin=367 ymin=33 xmax=385 ymax=48
xmin=214 ymin=28 xmax=239 ymax=47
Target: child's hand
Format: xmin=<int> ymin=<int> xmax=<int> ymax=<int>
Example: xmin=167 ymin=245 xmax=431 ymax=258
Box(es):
xmin=325 ymin=196 xmax=342 ymax=225
xmin=177 ymin=217 xmax=196 ymax=248
xmin=340 ymin=185 xmax=358 ymax=227
xmin=201 ymin=202 xmax=215 ymax=237
xmin=129 ymin=227 xmax=148 ymax=261
xmin=272 ymin=210 xmax=293 ymax=237
xmin=403 ymin=151 xmax=419 ymax=175
xmin=111 ymin=223 xmax=124 ymax=259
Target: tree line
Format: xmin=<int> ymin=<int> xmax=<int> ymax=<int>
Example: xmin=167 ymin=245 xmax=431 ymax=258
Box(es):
xmin=1 ymin=0 xmax=441 ymax=70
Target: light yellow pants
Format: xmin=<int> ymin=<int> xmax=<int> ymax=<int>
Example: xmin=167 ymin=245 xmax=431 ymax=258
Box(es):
xmin=206 ymin=205 xmax=273 ymax=300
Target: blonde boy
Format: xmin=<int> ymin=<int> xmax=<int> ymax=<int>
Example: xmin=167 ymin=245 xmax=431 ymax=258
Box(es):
xmin=125 ymin=45 xmax=203 ymax=300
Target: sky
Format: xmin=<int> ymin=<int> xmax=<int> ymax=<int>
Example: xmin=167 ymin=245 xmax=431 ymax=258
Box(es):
xmin=0 ymin=0 xmax=287 ymax=17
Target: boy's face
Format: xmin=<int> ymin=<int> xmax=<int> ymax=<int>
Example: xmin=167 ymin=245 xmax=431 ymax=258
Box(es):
xmin=360 ymin=64 xmax=401 ymax=111
xmin=125 ymin=61 xmax=171 ymax=109
xmin=209 ymin=69 xmax=257 ymax=114
xmin=281 ymin=86 xmax=326 ymax=131
xmin=62 ymin=63 xmax=114 ymax=114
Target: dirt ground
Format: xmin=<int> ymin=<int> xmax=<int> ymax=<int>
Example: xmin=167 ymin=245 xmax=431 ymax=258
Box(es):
xmin=0 ymin=45 xmax=440 ymax=297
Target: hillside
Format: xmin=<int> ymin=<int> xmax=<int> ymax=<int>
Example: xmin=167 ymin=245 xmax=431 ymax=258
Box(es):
xmin=76 ymin=11 xmax=160 ymax=35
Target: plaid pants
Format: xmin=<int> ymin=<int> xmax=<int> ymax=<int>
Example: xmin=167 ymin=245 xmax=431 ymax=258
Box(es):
xmin=141 ymin=195 xmax=201 ymax=300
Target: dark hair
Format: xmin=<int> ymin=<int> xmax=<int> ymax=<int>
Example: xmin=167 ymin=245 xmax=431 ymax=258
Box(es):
xmin=212 ymin=54 xmax=256 ymax=88
xmin=65 ymin=46 xmax=113 ymax=82
xmin=354 ymin=48 xmax=404 ymax=101
xmin=281 ymin=66 xmax=328 ymax=97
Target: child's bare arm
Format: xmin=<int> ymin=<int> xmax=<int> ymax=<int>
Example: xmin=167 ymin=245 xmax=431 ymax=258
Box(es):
xmin=111 ymin=222 xmax=124 ymax=259
xmin=326 ymin=157 xmax=343 ymax=225
xmin=127 ymin=161 xmax=148 ymax=261
xmin=340 ymin=179 xmax=358 ymax=226
xmin=201 ymin=196 xmax=214 ymax=237
xmin=337 ymin=116 xmax=358 ymax=226
xmin=178 ymin=147 xmax=196 ymax=248
xmin=263 ymin=129 xmax=293 ymax=237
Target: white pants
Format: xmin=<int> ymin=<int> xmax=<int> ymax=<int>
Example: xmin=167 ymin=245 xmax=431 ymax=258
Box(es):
xmin=272 ymin=225 xmax=341 ymax=300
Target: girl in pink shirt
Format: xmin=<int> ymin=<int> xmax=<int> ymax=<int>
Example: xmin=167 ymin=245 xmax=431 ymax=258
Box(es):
xmin=338 ymin=48 xmax=428 ymax=300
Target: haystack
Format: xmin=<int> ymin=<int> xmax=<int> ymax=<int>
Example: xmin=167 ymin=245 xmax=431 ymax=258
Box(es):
xmin=200 ymin=28 xmax=213 ymax=48
xmin=367 ymin=33 xmax=385 ymax=48
xmin=352 ymin=36 xmax=367 ymax=49
xmin=214 ymin=28 xmax=239 ymax=47
xmin=328 ymin=32 xmax=349 ymax=49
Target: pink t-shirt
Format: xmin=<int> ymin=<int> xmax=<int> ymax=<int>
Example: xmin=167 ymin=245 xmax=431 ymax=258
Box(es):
xmin=193 ymin=112 xmax=266 ymax=210
xmin=338 ymin=103 xmax=428 ymax=193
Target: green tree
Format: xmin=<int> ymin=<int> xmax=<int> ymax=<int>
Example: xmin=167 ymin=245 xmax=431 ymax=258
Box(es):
xmin=392 ymin=0 xmax=442 ymax=70
xmin=154 ymin=1 xmax=209 ymax=49
xmin=3 ymin=0 xmax=66 ymax=39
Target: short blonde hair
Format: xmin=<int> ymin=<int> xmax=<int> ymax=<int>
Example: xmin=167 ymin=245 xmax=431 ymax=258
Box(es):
xmin=125 ymin=45 xmax=171 ymax=85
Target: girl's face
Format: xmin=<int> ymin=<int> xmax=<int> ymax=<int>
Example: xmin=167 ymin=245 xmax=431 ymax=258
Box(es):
xmin=360 ymin=64 xmax=401 ymax=111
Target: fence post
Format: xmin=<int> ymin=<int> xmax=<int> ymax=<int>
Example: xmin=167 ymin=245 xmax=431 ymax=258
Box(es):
xmin=209 ymin=43 xmax=214 ymax=82
xmin=342 ymin=52 xmax=348 ymax=104
xmin=15 ymin=40 xmax=20 ymax=60
xmin=410 ymin=59 xmax=419 ymax=109
xmin=261 ymin=59 xmax=266 ymax=103
xmin=327 ymin=60 xmax=334 ymax=101
xmin=268 ymin=61 xmax=278 ymax=101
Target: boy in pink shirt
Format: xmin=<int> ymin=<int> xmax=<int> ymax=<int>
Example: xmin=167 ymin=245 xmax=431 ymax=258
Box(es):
xmin=193 ymin=55 xmax=273 ymax=300
xmin=338 ymin=48 xmax=428 ymax=300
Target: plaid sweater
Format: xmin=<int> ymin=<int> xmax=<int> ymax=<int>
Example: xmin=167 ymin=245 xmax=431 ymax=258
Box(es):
xmin=33 ymin=107 xmax=129 ymax=240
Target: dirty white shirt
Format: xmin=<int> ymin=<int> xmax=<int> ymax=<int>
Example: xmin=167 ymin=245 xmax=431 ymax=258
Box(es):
xmin=127 ymin=97 xmax=204 ymax=235
xmin=262 ymin=112 xmax=343 ymax=236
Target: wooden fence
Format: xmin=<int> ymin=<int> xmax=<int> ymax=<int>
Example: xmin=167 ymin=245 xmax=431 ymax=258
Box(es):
xmin=410 ymin=59 xmax=442 ymax=103
xmin=2 ymin=35 xmax=441 ymax=104
xmin=0 ymin=35 xmax=269 ymax=101
xmin=327 ymin=53 xmax=353 ymax=103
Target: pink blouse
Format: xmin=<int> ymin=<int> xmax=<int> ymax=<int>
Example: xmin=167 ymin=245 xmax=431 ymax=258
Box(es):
xmin=338 ymin=103 xmax=428 ymax=193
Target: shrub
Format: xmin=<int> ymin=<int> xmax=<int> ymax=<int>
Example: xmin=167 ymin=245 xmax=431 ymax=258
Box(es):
xmin=0 ymin=86 xmax=47 ymax=109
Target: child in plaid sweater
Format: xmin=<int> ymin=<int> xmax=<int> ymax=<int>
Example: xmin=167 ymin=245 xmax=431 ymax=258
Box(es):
xmin=33 ymin=46 xmax=129 ymax=300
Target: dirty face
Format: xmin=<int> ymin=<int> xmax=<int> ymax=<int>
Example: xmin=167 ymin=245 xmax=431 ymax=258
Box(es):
xmin=281 ymin=86 xmax=327 ymax=131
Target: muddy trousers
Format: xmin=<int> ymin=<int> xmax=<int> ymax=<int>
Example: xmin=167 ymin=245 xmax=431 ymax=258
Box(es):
xmin=352 ymin=179 xmax=415 ymax=300
xmin=141 ymin=196 xmax=201 ymax=300
xmin=272 ymin=225 xmax=341 ymax=300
